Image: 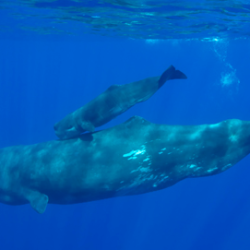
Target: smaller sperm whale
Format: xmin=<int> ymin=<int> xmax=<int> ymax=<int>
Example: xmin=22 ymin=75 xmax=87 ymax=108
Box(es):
xmin=54 ymin=65 xmax=187 ymax=139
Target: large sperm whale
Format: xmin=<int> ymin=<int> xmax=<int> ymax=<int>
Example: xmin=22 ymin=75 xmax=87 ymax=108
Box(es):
xmin=0 ymin=116 xmax=249 ymax=213
xmin=54 ymin=65 xmax=187 ymax=139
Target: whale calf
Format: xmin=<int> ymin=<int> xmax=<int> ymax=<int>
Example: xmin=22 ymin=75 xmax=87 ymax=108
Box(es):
xmin=54 ymin=65 xmax=187 ymax=139
xmin=0 ymin=116 xmax=250 ymax=213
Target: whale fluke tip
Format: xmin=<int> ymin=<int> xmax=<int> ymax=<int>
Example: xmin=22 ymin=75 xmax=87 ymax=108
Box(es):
xmin=158 ymin=65 xmax=187 ymax=88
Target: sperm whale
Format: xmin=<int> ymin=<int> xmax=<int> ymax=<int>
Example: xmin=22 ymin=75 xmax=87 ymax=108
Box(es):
xmin=54 ymin=65 xmax=187 ymax=139
xmin=0 ymin=116 xmax=249 ymax=213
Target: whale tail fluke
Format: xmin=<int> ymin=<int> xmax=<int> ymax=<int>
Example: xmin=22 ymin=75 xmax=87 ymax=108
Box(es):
xmin=158 ymin=65 xmax=187 ymax=88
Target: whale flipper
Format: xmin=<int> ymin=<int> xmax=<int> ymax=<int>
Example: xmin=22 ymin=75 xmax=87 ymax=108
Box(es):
xmin=158 ymin=65 xmax=187 ymax=88
xmin=25 ymin=189 xmax=49 ymax=213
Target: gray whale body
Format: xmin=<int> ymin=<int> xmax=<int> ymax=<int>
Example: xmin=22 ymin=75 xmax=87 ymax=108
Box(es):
xmin=54 ymin=65 xmax=187 ymax=139
xmin=1 ymin=116 xmax=250 ymax=213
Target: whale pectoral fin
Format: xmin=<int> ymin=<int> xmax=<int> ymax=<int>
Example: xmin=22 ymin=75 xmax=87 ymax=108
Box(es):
xmin=25 ymin=189 xmax=49 ymax=214
xmin=81 ymin=121 xmax=95 ymax=132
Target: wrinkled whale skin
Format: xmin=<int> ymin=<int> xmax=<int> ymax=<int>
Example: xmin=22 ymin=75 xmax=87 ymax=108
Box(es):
xmin=54 ymin=65 xmax=187 ymax=139
xmin=0 ymin=116 xmax=250 ymax=213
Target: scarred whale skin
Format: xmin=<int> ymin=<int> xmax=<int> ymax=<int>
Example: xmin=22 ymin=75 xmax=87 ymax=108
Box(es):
xmin=1 ymin=116 xmax=250 ymax=213
xmin=54 ymin=65 xmax=187 ymax=139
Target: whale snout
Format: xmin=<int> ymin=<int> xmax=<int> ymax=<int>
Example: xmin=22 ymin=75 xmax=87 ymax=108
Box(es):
xmin=54 ymin=122 xmax=64 ymax=138
xmin=53 ymin=123 xmax=59 ymax=132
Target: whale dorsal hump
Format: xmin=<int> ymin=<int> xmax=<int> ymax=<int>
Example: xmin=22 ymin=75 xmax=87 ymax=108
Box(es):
xmin=124 ymin=116 xmax=151 ymax=128
xmin=106 ymin=84 xmax=121 ymax=91
xmin=24 ymin=189 xmax=49 ymax=213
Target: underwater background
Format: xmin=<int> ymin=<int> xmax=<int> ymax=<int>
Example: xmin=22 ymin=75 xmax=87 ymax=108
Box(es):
xmin=1 ymin=0 xmax=250 ymax=249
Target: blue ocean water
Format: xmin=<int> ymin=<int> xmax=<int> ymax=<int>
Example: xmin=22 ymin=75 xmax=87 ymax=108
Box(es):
xmin=0 ymin=1 xmax=250 ymax=249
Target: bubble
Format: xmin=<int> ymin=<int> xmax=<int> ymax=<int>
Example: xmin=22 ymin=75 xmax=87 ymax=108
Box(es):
xmin=210 ymin=37 xmax=240 ymax=90
xmin=220 ymin=69 xmax=240 ymax=87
